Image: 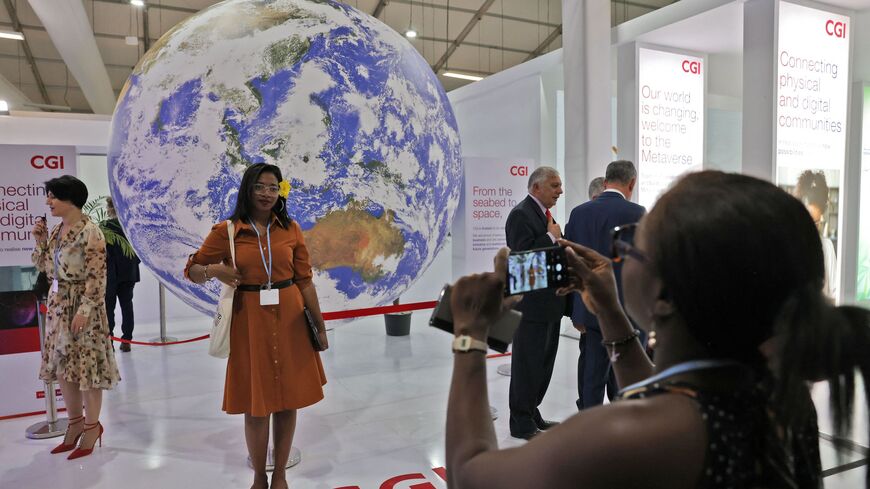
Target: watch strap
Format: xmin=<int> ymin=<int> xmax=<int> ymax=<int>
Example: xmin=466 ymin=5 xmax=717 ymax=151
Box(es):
xmin=452 ymin=335 xmax=488 ymax=353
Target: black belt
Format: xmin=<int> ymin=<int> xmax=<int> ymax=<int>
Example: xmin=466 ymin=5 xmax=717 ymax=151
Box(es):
xmin=237 ymin=278 xmax=295 ymax=292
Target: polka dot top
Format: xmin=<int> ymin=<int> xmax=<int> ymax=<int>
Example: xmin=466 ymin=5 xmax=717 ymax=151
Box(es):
xmin=620 ymin=379 xmax=821 ymax=488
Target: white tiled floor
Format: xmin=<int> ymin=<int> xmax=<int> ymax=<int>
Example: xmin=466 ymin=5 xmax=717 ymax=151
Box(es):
xmin=0 ymin=314 xmax=866 ymax=488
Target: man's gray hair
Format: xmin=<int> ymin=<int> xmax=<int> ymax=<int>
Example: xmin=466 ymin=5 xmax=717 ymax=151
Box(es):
xmin=604 ymin=160 xmax=637 ymax=185
xmin=527 ymin=166 xmax=560 ymax=191
xmin=587 ymin=177 xmax=605 ymax=200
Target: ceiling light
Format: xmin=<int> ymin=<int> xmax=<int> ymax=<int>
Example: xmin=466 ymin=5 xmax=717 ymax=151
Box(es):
xmin=130 ymin=0 xmax=145 ymax=7
xmin=125 ymin=36 xmax=139 ymax=46
xmin=0 ymin=30 xmax=25 ymax=41
xmin=405 ymin=29 xmax=417 ymax=38
xmin=23 ymin=102 xmax=71 ymax=112
xmin=0 ymin=100 xmax=9 ymax=115
xmin=442 ymin=71 xmax=484 ymax=82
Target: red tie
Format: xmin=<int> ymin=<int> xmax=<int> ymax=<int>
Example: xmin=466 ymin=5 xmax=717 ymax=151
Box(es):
xmin=546 ymin=209 xmax=552 ymax=222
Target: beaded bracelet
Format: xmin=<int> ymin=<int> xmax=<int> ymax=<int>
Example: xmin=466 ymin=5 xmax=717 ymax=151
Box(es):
xmin=601 ymin=329 xmax=642 ymax=363
xmin=600 ymin=328 xmax=641 ymax=348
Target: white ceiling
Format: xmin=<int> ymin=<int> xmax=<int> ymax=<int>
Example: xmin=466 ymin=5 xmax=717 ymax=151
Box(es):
xmin=817 ymin=0 xmax=870 ymax=9
xmin=0 ymin=0 xmax=675 ymax=113
xmin=635 ymin=2 xmax=742 ymax=55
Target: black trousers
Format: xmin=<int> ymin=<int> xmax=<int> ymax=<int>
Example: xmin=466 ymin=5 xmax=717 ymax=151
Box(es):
xmin=106 ymin=280 xmax=136 ymax=340
xmin=577 ymin=328 xmax=618 ymax=410
xmin=509 ymin=317 xmax=561 ymax=434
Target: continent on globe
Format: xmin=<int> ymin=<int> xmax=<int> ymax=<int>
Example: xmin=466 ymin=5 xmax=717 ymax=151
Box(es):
xmin=304 ymin=202 xmax=405 ymax=283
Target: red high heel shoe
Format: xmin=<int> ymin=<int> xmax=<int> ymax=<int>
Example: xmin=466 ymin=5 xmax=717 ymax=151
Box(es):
xmin=50 ymin=415 xmax=84 ymax=454
xmin=67 ymin=421 xmax=103 ymax=460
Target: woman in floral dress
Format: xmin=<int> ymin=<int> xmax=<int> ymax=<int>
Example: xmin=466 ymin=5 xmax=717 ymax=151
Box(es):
xmin=31 ymin=175 xmax=120 ymax=460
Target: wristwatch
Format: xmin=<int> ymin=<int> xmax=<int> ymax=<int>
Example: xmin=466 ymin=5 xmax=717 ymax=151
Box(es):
xmin=452 ymin=335 xmax=488 ymax=354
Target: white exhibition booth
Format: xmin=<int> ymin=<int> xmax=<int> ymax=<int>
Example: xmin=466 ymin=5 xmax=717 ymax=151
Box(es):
xmin=1 ymin=0 xmax=869 ymax=421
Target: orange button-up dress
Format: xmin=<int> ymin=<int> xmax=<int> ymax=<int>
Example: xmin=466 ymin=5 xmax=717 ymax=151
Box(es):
xmin=185 ymin=217 xmax=326 ymax=416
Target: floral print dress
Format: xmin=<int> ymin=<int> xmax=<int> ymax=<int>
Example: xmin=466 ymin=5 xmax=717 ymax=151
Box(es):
xmin=32 ymin=215 xmax=120 ymax=389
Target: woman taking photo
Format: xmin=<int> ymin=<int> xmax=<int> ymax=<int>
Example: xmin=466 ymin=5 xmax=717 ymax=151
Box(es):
xmin=31 ymin=175 xmax=120 ymax=460
xmin=445 ymin=171 xmax=869 ymax=488
xmin=185 ymin=163 xmax=328 ymax=489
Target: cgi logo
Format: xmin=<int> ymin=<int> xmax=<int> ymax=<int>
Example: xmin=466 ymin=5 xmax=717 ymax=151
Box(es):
xmin=826 ymin=20 xmax=846 ymax=38
xmin=30 ymin=155 xmax=66 ymax=170
xmin=510 ymin=165 xmax=528 ymax=177
xmin=681 ymin=60 xmax=701 ymax=75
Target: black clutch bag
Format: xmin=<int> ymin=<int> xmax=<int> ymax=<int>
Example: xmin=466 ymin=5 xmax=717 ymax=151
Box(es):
xmin=304 ymin=307 xmax=325 ymax=351
xmin=33 ymin=271 xmax=51 ymax=299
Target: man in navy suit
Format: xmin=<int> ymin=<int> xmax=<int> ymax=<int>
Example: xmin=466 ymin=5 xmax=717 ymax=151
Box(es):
xmin=505 ymin=166 xmax=569 ymax=439
xmin=564 ymin=161 xmax=645 ymax=410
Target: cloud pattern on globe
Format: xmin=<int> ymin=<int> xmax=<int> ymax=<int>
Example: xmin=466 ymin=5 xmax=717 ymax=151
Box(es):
xmin=108 ymin=0 xmax=462 ymax=316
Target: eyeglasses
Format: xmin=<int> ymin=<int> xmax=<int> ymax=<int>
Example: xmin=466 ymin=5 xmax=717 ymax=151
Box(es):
xmin=253 ymin=184 xmax=280 ymax=195
xmin=611 ymin=223 xmax=648 ymax=264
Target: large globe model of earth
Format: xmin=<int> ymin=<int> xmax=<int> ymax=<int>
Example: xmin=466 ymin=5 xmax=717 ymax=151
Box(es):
xmin=108 ymin=0 xmax=462 ymax=317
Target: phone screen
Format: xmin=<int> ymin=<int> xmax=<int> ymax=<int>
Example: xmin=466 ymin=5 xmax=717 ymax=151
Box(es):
xmin=505 ymin=246 xmax=567 ymax=296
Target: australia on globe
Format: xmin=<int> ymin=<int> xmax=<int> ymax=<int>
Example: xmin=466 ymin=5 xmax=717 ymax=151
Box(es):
xmin=108 ymin=0 xmax=462 ymax=316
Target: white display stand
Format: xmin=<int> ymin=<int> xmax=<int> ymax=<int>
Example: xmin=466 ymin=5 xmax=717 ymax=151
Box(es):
xmin=845 ymin=82 xmax=870 ymax=305
xmin=0 ymin=143 xmax=76 ymax=419
xmin=447 ymin=50 xmax=565 ymax=279
xmin=743 ymin=0 xmax=855 ymax=303
xmin=618 ymin=43 xmax=706 ymax=209
xmin=456 ymin=157 xmax=536 ymax=276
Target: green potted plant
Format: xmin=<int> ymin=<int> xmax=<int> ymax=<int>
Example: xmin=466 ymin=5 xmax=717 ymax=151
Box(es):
xmin=83 ymin=197 xmax=136 ymax=258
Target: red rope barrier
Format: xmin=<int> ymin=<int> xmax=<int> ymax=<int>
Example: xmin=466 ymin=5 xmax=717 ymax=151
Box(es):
xmin=321 ymin=300 xmax=438 ymax=320
xmin=109 ymin=301 xmax=514 ymax=359
xmin=486 ymin=352 xmax=512 ymax=359
xmin=111 ymin=334 xmax=211 ymax=346
xmin=110 ymin=300 xmax=439 ymax=346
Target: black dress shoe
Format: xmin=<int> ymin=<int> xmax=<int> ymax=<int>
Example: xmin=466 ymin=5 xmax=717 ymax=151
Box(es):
xmin=535 ymin=419 xmax=559 ymax=431
xmin=120 ymin=342 xmax=131 ymax=352
xmin=510 ymin=429 xmax=542 ymax=441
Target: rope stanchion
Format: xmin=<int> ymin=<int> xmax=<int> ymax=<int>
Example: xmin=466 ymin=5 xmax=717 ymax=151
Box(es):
xmin=26 ymin=297 xmax=67 ymax=439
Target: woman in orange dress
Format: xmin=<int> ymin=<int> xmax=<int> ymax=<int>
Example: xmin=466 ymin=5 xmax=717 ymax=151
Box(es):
xmin=185 ymin=163 xmax=328 ymax=489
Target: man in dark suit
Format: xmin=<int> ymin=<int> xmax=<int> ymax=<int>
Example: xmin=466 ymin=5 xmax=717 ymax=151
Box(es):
xmin=505 ymin=166 xmax=568 ymax=440
xmin=104 ymin=197 xmax=141 ymax=352
xmin=564 ymin=161 xmax=645 ymax=410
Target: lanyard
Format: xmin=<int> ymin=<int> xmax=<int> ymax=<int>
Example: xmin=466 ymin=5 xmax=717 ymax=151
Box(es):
xmin=247 ymin=218 xmax=272 ymax=288
xmin=618 ymin=359 xmax=744 ymax=395
xmin=52 ymin=228 xmax=63 ymax=279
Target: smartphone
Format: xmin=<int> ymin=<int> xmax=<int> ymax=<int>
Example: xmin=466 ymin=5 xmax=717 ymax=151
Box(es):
xmin=504 ymin=246 xmax=568 ymax=296
xmin=429 ymin=285 xmax=521 ymax=353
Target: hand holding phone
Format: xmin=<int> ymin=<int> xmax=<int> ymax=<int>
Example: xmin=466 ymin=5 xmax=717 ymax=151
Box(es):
xmin=555 ymin=239 xmax=621 ymax=317
xmin=32 ymin=215 xmax=48 ymax=244
xmin=504 ymin=246 xmax=568 ymax=296
xmin=429 ymin=248 xmax=521 ymax=353
xmin=429 ymin=285 xmax=521 ymax=353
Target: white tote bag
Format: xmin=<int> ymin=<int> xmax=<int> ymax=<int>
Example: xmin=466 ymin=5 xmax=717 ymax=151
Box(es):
xmin=208 ymin=220 xmax=236 ymax=358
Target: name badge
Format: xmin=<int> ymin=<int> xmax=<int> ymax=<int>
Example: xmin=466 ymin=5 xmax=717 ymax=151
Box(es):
xmin=51 ymin=280 xmax=58 ymax=294
xmin=260 ymin=288 xmax=279 ymax=306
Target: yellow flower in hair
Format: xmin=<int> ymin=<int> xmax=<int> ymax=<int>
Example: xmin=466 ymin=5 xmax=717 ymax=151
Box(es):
xmin=278 ymin=180 xmax=291 ymax=198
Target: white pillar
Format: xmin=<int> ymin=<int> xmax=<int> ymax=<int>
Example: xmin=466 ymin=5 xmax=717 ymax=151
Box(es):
xmin=741 ymin=0 xmax=777 ymax=181
xmin=561 ymin=0 xmax=612 ymax=211
xmin=29 ymin=0 xmax=116 ymax=114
